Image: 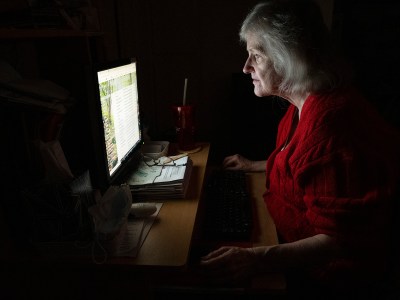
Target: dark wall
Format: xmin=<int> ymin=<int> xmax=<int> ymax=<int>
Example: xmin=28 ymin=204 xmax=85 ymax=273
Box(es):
xmin=229 ymin=73 xmax=288 ymax=161
xmin=95 ymin=0 xmax=263 ymax=163
xmin=3 ymin=0 xmax=398 ymax=173
xmin=94 ymin=0 xmax=337 ymax=164
xmin=333 ymin=0 xmax=400 ymax=129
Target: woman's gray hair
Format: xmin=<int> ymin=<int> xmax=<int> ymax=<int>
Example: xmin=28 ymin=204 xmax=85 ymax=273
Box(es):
xmin=240 ymin=0 xmax=349 ymax=95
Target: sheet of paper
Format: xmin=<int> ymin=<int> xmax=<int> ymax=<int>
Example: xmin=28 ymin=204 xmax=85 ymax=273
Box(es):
xmin=153 ymin=160 xmax=187 ymax=183
xmin=115 ymin=203 xmax=163 ymax=257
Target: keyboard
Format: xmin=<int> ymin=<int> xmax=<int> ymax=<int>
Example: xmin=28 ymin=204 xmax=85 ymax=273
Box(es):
xmin=202 ymin=169 xmax=253 ymax=241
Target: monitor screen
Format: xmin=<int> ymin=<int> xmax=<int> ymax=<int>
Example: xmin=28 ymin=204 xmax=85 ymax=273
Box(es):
xmin=88 ymin=58 xmax=142 ymax=191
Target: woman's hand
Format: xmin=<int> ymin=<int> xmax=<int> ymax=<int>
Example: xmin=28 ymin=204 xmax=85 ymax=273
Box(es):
xmin=199 ymin=246 xmax=260 ymax=284
xmin=198 ymin=234 xmax=339 ymax=285
xmin=223 ymin=154 xmax=266 ymax=172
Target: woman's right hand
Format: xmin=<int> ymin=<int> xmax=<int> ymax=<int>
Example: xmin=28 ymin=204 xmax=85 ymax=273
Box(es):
xmin=222 ymin=154 xmax=264 ymax=172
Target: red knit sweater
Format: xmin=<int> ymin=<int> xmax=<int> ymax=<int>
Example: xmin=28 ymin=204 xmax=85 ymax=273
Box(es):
xmin=264 ymin=87 xmax=400 ymax=287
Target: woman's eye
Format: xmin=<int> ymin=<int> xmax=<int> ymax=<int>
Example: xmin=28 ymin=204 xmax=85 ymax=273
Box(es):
xmin=254 ymin=54 xmax=262 ymax=63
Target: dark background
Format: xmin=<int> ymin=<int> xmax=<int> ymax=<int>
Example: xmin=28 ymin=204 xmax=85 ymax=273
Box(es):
xmin=0 ymin=0 xmax=399 ymax=194
xmin=0 ymin=0 xmax=333 ymax=179
xmin=1 ymin=0 xmax=399 ymax=298
xmin=0 ymin=0 xmax=399 ymax=192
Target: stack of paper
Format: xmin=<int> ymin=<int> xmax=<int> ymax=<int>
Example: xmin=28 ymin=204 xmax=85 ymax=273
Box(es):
xmin=126 ymin=155 xmax=193 ymax=200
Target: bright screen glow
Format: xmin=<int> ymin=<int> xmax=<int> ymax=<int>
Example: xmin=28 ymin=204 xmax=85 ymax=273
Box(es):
xmin=97 ymin=61 xmax=141 ymax=178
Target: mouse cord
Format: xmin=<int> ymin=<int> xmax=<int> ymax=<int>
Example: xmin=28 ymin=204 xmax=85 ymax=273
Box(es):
xmin=91 ymin=234 xmax=108 ymax=264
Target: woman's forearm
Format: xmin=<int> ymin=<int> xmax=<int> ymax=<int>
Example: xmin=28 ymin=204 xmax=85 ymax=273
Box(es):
xmin=253 ymin=234 xmax=342 ymax=272
xmin=251 ymin=160 xmax=268 ymax=172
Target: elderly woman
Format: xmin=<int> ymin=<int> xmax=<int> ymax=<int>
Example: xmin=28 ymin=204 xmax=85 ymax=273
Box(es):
xmin=200 ymin=0 xmax=400 ymax=297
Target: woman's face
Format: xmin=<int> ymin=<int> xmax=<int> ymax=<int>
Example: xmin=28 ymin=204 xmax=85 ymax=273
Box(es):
xmin=243 ymin=34 xmax=279 ymax=97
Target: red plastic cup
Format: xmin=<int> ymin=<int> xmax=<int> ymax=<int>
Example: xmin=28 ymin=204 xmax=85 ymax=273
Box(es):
xmin=171 ymin=104 xmax=196 ymax=151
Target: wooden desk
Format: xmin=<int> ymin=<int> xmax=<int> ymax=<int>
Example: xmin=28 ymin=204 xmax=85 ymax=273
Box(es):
xmin=109 ymin=142 xmax=210 ymax=268
xmin=148 ymin=160 xmax=287 ymax=296
xmin=1 ymin=142 xmax=286 ymax=298
xmin=109 ymin=142 xmax=286 ymax=295
xmin=246 ymin=171 xmax=287 ymax=294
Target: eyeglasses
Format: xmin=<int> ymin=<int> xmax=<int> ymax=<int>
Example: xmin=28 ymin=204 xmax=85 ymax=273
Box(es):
xmin=142 ymin=154 xmax=188 ymax=168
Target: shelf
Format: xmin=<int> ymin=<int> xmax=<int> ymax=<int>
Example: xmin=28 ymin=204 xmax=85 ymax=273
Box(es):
xmin=0 ymin=28 xmax=103 ymax=39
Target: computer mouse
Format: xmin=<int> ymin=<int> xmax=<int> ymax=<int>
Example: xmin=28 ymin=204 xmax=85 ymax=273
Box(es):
xmin=129 ymin=203 xmax=157 ymax=218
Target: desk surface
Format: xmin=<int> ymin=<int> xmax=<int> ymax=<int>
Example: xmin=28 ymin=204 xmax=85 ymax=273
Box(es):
xmin=112 ymin=143 xmax=282 ymax=270
xmin=1 ymin=142 xmax=286 ymax=294
xmin=246 ymin=171 xmax=287 ymax=292
xmin=185 ymin=165 xmax=286 ymax=293
xmin=129 ymin=142 xmax=286 ymax=294
xmin=110 ymin=142 xmax=211 ymax=267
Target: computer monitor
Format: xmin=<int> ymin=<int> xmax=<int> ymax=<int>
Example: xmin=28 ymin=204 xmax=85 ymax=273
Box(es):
xmin=88 ymin=58 xmax=142 ymax=192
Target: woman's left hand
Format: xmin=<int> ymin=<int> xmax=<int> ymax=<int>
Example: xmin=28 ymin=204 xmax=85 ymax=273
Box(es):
xmin=199 ymin=246 xmax=259 ymax=284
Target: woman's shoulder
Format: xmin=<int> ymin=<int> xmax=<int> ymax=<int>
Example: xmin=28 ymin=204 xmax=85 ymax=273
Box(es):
xmin=305 ymin=87 xmax=363 ymax=116
xmin=292 ymin=87 xmax=370 ymax=156
xmin=298 ymin=86 xmax=400 ymax=154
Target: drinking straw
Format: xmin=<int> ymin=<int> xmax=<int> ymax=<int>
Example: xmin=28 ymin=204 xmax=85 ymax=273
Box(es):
xmin=183 ymin=78 xmax=188 ymax=106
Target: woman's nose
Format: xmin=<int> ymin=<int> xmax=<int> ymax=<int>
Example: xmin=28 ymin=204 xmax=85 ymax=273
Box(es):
xmin=243 ymin=58 xmax=252 ymax=74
